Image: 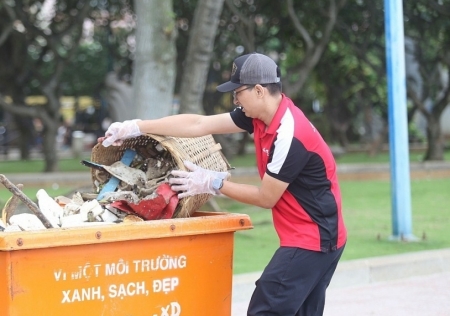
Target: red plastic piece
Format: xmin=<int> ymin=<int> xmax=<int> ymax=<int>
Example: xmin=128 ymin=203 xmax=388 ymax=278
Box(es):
xmin=110 ymin=183 xmax=179 ymax=220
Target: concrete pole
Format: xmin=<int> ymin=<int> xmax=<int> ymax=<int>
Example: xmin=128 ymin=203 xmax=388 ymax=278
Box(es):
xmin=384 ymin=0 xmax=416 ymax=241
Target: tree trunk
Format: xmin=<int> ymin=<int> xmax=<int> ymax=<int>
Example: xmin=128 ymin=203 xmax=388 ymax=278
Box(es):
xmin=179 ymin=0 xmax=225 ymax=114
xmin=104 ymin=72 xmax=134 ymax=121
xmin=41 ymin=121 xmax=59 ymax=172
xmin=408 ymin=82 xmax=448 ymax=162
xmin=10 ymin=87 xmax=33 ymax=159
xmin=14 ymin=115 xmax=34 ymax=160
xmin=283 ymin=0 xmax=347 ymax=97
xmin=133 ymin=0 xmax=177 ymax=119
xmin=424 ymin=115 xmax=444 ymax=161
xmin=368 ymin=125 xmax=388 ymax=157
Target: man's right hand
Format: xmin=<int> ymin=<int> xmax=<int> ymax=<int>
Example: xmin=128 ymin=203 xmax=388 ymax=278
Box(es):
xmin=99 ymin=119 xmax=142 ymax=147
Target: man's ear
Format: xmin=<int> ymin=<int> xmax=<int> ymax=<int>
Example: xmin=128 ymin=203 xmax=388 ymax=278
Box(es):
xmin=255 ymin=84 xmax=265 ymax=97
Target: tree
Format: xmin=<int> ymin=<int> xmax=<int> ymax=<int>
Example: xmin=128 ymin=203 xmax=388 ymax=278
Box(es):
xmin=0 ymin=0 xmax=136 ymax=170
xmin=403 ymin=0 xmax=450 ymax=160
xmin=321 ymin=0 xmax=450 ymax=161
xmin=178 ymin=0 xmax=225 ymax=115
xmin=0 ymin=0 xmax=93 ymax=171
xmin=0 ymin=2 xmax=35 ymax=159
xmin=133 ymin=0 xmax=177 ymax=119
xmin=205 ymin=0 xmax=347 ymax=156
xmin=282 ymin=0 xmax=348 ymax=98
xmin=315 ymin=0 xmax=388 ymax=152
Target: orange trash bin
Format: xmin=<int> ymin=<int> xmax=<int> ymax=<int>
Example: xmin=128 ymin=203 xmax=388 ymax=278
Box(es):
xmin=0 ymin=211 xmax=253 ymax=316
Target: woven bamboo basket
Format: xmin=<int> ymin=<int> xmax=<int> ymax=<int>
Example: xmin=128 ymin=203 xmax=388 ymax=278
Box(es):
xmin=90 ymin=134 xmax=231 ymax=218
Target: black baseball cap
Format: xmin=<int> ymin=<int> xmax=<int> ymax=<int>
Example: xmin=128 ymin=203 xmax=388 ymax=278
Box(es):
xmin=216 ymin=53 xmax=281 ymax=92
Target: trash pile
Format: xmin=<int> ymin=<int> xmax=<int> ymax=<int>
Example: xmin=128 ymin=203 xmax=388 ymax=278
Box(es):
xmin=0 ymin=142 xmax=181 ymax=232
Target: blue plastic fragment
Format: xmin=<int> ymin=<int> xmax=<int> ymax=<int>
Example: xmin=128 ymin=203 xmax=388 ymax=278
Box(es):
xmin=97 ymin=149 xmax=137 ymax=200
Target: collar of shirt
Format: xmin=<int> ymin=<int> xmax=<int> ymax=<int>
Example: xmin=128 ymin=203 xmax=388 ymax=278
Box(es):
xmin=254 ymin=93 xmax=290 ymax=136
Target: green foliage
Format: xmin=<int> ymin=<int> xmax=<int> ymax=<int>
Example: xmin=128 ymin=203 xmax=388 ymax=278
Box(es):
xmin=2 ymin=0 xmax=449 ymax=170
xmin=305 ymin=1 xmax=390 ymax=145
xmin=59 ymin=43 xmax=109 ymax=96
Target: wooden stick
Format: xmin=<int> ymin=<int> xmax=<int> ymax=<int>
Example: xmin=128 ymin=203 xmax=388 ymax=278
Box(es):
xmin=0 ymin=174 xmax=53 ymax=229
xmin=2 ymin=183 xmax=23 ymax=224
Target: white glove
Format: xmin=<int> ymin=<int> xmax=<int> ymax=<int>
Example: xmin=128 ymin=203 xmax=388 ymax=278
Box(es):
xmin=102 ymin=119 xmax=142 ymax=147
xmin=169 ymin=161 xmax=229 ymax=199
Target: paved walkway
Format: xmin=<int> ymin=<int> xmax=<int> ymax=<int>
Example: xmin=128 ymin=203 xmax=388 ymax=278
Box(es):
xmin=232 ymin=248 xmax=450 ymax=315
xmin=323 ymin=272 xmax=450 ymax=316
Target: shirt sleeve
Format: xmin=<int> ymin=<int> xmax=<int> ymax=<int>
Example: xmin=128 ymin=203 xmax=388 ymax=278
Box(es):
xmin=230 ymin=107 xmax=254 ymax=134
xmin=266 ymin=109 xmax=309 ymax=183
xmin=267 ymin=137 xmax=309 ymax=183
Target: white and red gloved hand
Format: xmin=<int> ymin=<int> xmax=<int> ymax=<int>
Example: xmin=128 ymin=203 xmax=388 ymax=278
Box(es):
xmin=169 ymin=161 xmax=229 ymax=199
xmin=102 ymin=119 xmax=142 ymax=147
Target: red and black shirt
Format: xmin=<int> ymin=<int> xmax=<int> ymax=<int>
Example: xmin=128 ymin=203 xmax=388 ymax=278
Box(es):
xmin=230 ymin=94 xmax=347 ymax=253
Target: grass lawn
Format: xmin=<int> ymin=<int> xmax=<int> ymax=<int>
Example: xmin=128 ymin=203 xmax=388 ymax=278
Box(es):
xmin=0 ymin=155 xmax=91 ymax=173
xmin=228 ymin=147 xmax=450 ymax=166
xmin=0 ymin=150 xmax=449 ymax=275
xmin=201 ymin=177 xmax=450 ymax=274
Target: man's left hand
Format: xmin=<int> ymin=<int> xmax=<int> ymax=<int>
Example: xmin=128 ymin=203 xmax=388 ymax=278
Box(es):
xmin=169 ymin=161 xmax=229 ymax=198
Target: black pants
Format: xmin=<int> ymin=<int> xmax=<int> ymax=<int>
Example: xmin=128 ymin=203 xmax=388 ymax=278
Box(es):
xmin=247 ymin=245 xmax=345 ymax=316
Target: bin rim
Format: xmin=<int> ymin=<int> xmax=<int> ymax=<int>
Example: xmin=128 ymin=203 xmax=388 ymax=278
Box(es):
xmin=0 ymin=211 xmax=253 ymax=251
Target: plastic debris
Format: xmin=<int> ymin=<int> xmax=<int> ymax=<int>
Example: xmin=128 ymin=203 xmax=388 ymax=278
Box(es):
xmin=36 ymin=189 xmax=64 ymax=228
xmin=4 ymin=224 xmax=22 ymax=232
xmin=79 ymin=199 xmax=104 ymax=222
xmin=0 ymin=139 xmax=186 ymax=232
xmin=10 ymin=214 xmax=47 ymax=231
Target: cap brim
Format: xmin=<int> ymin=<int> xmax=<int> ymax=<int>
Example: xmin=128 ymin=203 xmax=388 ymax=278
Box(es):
xmin=216 ymin=81 xmax=242 ymax=92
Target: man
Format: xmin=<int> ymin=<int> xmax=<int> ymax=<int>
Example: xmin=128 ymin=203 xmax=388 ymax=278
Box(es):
xmin=99 ymin=52 xmax=347 ymax=315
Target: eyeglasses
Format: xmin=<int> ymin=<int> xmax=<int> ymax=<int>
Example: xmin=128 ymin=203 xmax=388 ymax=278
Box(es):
xmin=232 ymin=86 xmax=254 ymax=99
